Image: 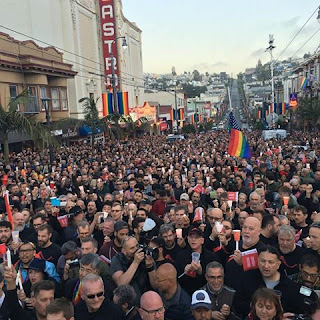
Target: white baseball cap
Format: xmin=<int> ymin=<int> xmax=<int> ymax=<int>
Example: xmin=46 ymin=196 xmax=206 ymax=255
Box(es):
xmin=191 ymin=290 xmax=212 ymax=310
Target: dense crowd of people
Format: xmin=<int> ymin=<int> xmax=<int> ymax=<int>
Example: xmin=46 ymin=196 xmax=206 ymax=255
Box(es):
xmin=0 ymin=129 xmax=320 ymax=320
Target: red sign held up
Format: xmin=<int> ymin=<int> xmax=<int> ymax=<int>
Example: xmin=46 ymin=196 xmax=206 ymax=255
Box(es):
xmin=227 ymin=192 xmax=238 ymax=202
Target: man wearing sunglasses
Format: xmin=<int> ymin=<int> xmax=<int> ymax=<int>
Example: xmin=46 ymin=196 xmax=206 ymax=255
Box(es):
xmin=75 ymin=274 xmax=124 ymax=320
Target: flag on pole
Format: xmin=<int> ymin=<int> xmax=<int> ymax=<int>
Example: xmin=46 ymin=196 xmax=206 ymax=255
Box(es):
xmin=300 ymin=77 xmax=308 ymax=91
xmin=4 ymin=191 xmax=14 ymax=228
xmin=117 ymin=92 xmax=129 ymax=115
xmin=177 ymin=108 xmax=184 ymax=121
xmin=227 ymin=113 xmax=252 ymax=159
xmin=228 ymin=112 xmax=241 ymax=130
xmin=170 ymin=109 xmax=175 ymax=121
xmin=102 ymin=93 xmax=113 ymax=116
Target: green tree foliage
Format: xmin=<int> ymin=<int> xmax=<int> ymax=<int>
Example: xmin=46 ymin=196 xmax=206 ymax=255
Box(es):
xmin=182 ymin=84 xmax=207 ymax=98
xmin=297 ymin=97 xmax=320 ymax=131
xmin=0 ymin=89 xmax=58 ymax=164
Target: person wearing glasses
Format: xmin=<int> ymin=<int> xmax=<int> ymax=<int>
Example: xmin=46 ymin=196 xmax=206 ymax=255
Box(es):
xmin=138 ymin=291 xmax=164 ymax=320
xmin=290 ymin=254 xmax=320 ymax=294
xmin=201 ymin=262 xmax=237 ymax=320
xmin=75 ymin=274 xmax=124 ymax=320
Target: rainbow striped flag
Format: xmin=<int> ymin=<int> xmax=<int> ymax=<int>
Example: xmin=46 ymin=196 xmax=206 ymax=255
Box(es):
xmin=300 ymin=77 xmax=308 ymax=91
xmin=228 ymin=129 xmax=252 ymax=159
xmin=258 ymin=109 xmax=261 ymax=119
xmin=227 ymin=113 xmax=252 ymax=159
xmin=170 ymin=109 xmax=175 ymax=121
xmin=102 ymin=93 xmax=113 ymax=117
xmin=269 ymin=103 xmax=274 ymax=114
xmin=117 ymin=92 xmax=129 ymax=115
xmin=177 ymin=108 xmax=184 ymax=121
xmin=281 ymin=102 xmax=287 ymax=115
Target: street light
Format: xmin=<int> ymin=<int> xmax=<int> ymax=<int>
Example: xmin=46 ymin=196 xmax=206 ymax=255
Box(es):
xmin=110 ymin=36 xmax=128 ymax=114
xmin=266 ymin=34 xmax=276 ymax=129
xmin=41 ymin=97 xmax=54 ymax=165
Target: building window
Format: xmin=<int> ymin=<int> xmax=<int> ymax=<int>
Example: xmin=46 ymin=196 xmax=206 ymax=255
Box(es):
xmin=61 ymin=88 xmax=68 ymax=110
xmin=27 ymin=86 xmax=38 ymax=113
xmin=40 ymin=87 xmax=49 ymax=111
xmin=51 ymin=88 xmax=60 ymax=110
xmin=9 ymin=85 xmax=19 ymax=111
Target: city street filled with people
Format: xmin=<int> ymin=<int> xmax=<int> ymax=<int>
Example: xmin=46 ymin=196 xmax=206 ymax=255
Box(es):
xmin=0 ymin=129 xmax=320 ymax=320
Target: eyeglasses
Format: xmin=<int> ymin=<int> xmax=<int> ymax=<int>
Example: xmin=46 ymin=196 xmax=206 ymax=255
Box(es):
xmin=206 ymin=275 xmax=223 ymax=281
xmin=141 ymin=306 xmax=165 ymax=316
xmin=19 ymin=248 xmax=35 ymax=253
xmin=86 ymin=291 xmax=104 ymax=299
xmin=301 ymin=270 xmax=319 ymax=281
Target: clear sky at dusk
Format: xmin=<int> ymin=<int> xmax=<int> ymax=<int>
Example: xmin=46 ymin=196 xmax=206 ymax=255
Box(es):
xmin=122 ymin=0 xmax=320 ymax=75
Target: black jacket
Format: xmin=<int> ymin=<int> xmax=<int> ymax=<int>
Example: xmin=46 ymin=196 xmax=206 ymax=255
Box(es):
xmin=234 ymin=269 xmax=305 ymax=317
xmin=74 ymin=298 xmax=125 ymax=320
xmin=225 ymin=240 xmax=266 ymax=293
xmin=159 ymin=285 xmax=193 ymax=320
xmin=176 ymin=246 xmax=221 ymax=296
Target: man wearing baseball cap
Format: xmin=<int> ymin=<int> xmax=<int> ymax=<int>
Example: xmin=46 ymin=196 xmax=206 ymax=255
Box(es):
xmin=191 ymin=290 xmax=212 ymax=320
xmin=175 ymin=227 xmax=221 ymax=295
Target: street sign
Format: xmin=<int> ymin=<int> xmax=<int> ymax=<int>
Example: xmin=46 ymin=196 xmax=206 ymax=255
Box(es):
xmin=289 ymin=93 xmax=298 ymax=108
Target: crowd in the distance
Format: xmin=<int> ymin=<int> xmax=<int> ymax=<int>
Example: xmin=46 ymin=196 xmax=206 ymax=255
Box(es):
xmin=0 ymin=130 xmax=320 ymax=320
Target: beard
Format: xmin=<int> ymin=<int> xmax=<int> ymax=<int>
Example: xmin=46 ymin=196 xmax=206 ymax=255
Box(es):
xmin=15 ymin=225 xmax=25 ymax=232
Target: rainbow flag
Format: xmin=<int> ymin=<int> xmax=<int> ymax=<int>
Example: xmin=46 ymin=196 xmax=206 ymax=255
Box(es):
xmin=228 ymin=129 xmax=252 ymax=159
xmin=227 ymin=113 xmax=252 ymax=159
xmin=177 ymin=108 xmax=184 ymax=121
xmin=102 ymin=93 xmax=113 ymax=117
xmin=170 ymin=109 xmax=175 ymax=121
xmin=258 ymin=109 xmax=261 ymax=119
xmin=300 ymin=77 xmax=308 ymax=91
xmin=117 ymin=92 xmax=129 ymax=115
xmin=281 ymin=102 xmax=287 ymax=115
xmin=269 ymin=103 xmax=274 ymax=114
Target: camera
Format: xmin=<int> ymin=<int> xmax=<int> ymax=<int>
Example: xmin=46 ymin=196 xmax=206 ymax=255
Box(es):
xmin=226 ymin=179 xmax=237 ymax=192
xmin=138 ymin=244 xmax=159 ymax=260
xmin=69 ymin=259 xmax=79 ymax=268
xmin=292 ymin=315 xmax=312 ymax=320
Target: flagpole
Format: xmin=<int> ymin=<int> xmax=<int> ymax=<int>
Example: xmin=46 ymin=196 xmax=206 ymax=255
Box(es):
xmin=228 ymin=87 xmax=232 ymax=110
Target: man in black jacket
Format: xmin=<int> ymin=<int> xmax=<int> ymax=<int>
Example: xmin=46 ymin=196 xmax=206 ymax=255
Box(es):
xmin=176 ymin=227 xmax=220 ymax=295
xmin=234 ymin=246 xmax=305 ymax=318
xmin=75 ymin=274 xmax=124 ymax=320
xmin=155 ymin=263 xmax=193 ymax=320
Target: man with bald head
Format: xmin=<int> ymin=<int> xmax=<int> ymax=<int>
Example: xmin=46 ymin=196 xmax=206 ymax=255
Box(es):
xmin=225 ymin=217 xmax=266 ymax=293
xmin=155 ymin=263 xmax=193 ymax=320
xmin=204 ymin=208 xmax=223 ymax=249
xmin=139 ymin=291 xmax=165 ymax=320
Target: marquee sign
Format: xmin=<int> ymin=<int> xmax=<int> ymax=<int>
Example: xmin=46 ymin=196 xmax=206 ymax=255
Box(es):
xmin=99 ymin=0 xmax=119 ymax=88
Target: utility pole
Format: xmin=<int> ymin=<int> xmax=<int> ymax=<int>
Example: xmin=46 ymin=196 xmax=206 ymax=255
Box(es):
xmin=266 ymin=34 xmax=276 ymax=129
xmin=174 ymin=89 xmax=178 ymax=133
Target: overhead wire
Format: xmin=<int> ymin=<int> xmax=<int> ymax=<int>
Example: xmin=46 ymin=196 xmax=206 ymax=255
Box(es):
xmin=274 ymin=5 xmax=320 ymax=63
xmin=0 ymin=24 xmax=146 ymax=83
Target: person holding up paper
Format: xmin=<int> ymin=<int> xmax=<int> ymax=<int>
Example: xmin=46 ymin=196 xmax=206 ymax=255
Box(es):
xmin=225 ymin=217 xmax=266 ymax=294
xmin=175 ymin=227 xmax=221 ymax=296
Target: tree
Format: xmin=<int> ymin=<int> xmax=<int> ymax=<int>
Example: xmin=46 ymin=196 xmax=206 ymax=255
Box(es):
xmin=255 ymin=60 xmax=269 ymax=84
xmin=192 ymin=70 xmax=201 ymax=81
xmin=297 ymin=97 xmax=320 ymax=131
xmin=0 ymin=90 xmax=58 ymax=164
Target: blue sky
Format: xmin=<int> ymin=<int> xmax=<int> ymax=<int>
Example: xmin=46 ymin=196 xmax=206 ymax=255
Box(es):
xmin=122 ymin=0 xmax=320 ymax=75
